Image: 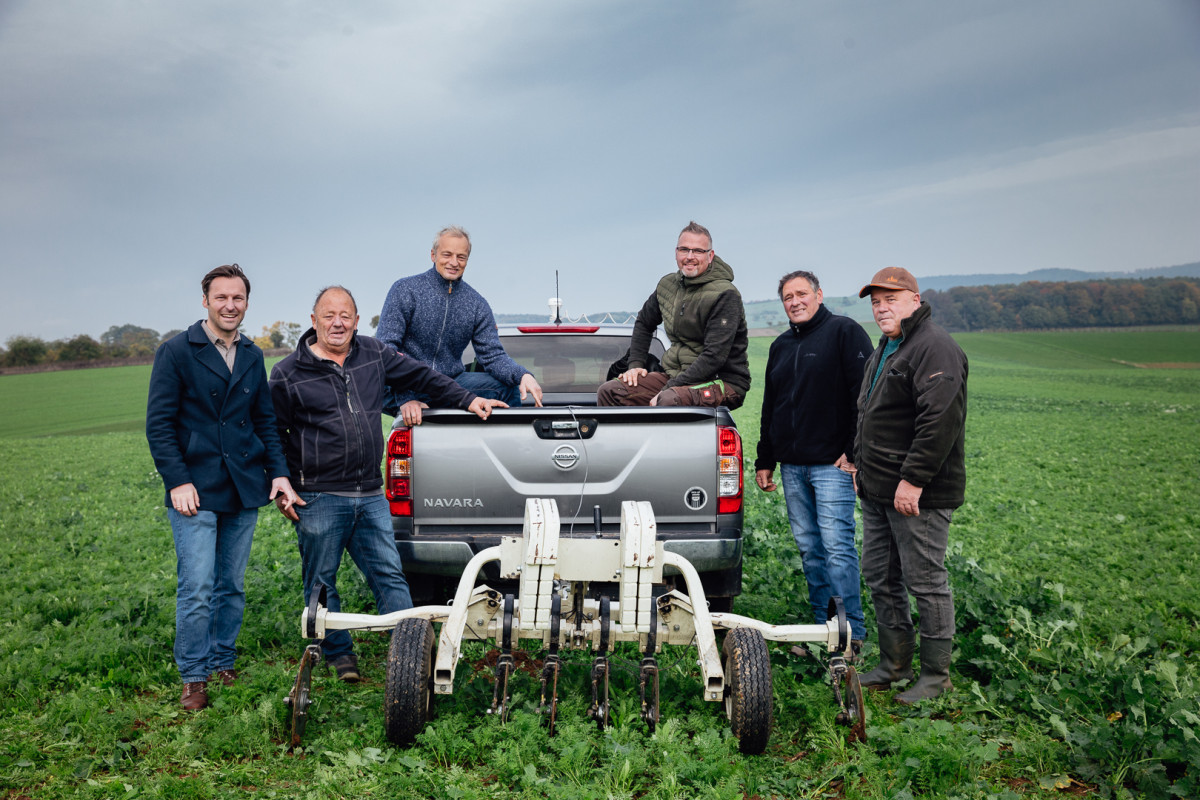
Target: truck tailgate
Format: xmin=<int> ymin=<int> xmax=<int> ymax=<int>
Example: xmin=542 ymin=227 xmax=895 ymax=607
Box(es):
xmin=409 ymin=407 xmax=723 ymax=530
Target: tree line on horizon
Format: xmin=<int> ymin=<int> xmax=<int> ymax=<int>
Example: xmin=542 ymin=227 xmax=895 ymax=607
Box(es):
xmin=923 ymin=276 xmax=1200 ymax=332
xmin=5 ymin=277 xmax=1200 ymax=369
xmin=1 ymin=321 xmax=303 ymax=370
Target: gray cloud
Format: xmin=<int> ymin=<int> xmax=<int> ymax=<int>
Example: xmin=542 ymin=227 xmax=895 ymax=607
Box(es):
xmin=2 ymin=0 xmax=1198 ymax=341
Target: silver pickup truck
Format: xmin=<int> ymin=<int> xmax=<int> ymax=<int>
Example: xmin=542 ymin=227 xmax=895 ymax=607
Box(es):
xmin=384 ymin=322 xmax=745 ymax=609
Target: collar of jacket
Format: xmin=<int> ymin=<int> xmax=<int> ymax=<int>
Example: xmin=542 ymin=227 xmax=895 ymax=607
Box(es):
xmin=295 ymin=327 xmax=359 ymax=367
xmin=186 ymin=319 xmax=247 ymax=348
xmin=186 ymin=320 xmax=253 ymax=353
xmin=424 ymin=265 xmax=463 ymax=293
xmin=789 ymin=304 xmax=831 ymax=336
xmin=677 ymin=254 xmax=736 ymax=287
xmin=897 ymin=301 xmax=932 ymax=340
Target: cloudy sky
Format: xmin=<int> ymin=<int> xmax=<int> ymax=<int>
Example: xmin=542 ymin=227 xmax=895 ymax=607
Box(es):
xmin=3 ymin=0 xmax=1198 ymax=343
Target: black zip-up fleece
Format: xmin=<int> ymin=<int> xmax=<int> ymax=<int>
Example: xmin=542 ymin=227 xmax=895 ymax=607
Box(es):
xmin=853 ymin=303 xmax=968 ymax=509
xmin=269 ymin=331 xmax=476 ymax=492
xmin=755 ymin=305 xmax=872 ymax=470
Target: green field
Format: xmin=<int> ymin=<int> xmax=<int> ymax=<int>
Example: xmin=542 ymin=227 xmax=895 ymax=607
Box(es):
xmin=0 ymin=364 xmax=154 ymax=437
xmin=1 ymin=329 xmax=1197 ymax=798
xmin=955 ymin=329 xmax=1200 ymax=369
xmin=0 ymin=357 xmax=288 ymax=439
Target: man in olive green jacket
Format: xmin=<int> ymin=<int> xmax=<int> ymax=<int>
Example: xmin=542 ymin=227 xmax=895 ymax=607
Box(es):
xmin=598 ymin=221 xmax=750 ymax=409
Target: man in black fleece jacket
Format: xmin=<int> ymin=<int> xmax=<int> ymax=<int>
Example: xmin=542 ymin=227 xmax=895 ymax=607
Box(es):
xmin=269 ymin=286 xmax=504 ymax=681
xmin=755 ymin=271 xmax=872 ymax=647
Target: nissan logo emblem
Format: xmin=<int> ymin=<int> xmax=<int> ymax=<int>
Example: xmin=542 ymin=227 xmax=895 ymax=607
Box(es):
xmin=551 ymin=445 xmax=580 ymax=470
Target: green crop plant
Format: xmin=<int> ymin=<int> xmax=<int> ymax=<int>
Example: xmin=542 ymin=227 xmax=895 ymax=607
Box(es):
xmin=0 ymin=329 xmax=1197 ymax=797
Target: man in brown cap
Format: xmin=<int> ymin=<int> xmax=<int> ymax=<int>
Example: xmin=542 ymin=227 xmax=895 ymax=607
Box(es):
xmin=853 ymin=267 xmax=967 ymax=704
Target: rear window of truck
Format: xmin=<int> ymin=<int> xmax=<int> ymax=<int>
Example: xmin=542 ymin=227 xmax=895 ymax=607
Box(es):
xmin=464 ymin=334 xmax=666 ymax=393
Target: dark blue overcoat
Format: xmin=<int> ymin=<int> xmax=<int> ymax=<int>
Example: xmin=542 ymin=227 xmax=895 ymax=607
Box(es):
xmin=146 ymin=321 xmax=289 ymax=512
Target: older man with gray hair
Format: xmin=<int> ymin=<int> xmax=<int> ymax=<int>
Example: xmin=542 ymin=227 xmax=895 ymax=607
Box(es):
xmin=376 ymin=226 xmax=542 ymax=425
xmin=270 ymin=285 xmax=505 ymax=681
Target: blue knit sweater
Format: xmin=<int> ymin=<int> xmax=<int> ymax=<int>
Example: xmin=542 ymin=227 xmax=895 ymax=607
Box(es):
xmin=376 ymin=267 xmax=528 ymax=408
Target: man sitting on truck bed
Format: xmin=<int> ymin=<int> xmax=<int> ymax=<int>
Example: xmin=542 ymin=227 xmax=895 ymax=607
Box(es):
xmin=270 ymin=286 xmax=505 ymax=681
xmin=376 ymin=225 xmax=543 ymax=426
xmin=598 ymin=221 xmax=750 ymax=408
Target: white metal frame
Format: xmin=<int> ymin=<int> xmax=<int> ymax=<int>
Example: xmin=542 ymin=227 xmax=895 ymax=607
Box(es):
xmin=301 ymin=498 xmax=850 ymax=700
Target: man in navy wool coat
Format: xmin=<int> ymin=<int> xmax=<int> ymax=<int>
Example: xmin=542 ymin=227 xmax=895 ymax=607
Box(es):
xmin=146 ymin=263 xmax=301 ymax=710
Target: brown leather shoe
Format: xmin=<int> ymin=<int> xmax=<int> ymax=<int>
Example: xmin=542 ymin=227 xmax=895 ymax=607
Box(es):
xmin=215 ymin=669 xmax=237 ymax=687
xmin=180 ymin=681 xmax=208 ymax=710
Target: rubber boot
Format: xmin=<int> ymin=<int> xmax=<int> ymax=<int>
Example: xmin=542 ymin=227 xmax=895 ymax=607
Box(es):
xmin=859 ymin=626 xmax=915 ymax=690
xmin=894 ymin=637 xmax=953 ymax=705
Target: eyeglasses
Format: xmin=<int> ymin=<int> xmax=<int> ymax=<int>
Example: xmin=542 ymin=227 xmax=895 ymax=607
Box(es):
xmin=676 ymin=247 xmax=712 ymax=256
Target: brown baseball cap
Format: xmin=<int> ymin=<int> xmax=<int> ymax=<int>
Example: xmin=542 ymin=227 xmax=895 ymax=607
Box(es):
xmin=859 ymin=266 xmax=919 ymax=298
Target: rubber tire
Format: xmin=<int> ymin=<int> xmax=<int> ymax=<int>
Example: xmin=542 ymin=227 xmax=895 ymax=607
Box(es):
xmin=384 ymin=618 xmax=435 ymax=747
xmin=722 ymin=627 xmax=773 ymax=754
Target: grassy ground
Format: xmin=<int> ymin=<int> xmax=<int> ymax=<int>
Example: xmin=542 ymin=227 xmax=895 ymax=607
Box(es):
xmin=0 ymin=357 xmax=289 ymax=439
xmin=0 ymin=329 xmax=1197 ymax=798
xmin=0 ymin=364 xmax=154 ymax=437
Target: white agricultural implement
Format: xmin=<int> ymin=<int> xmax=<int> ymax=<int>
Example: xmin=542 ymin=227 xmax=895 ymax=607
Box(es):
xmin=285 ymin=498 xmax=866 ymax=754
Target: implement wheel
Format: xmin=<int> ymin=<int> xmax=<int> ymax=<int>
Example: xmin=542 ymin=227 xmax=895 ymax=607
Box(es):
xmin=285 ymin=644 xmax=320 ymax=748
xmin=722 ymin=627 xmax=773 ymax=754
xmin=384 ymin=618 xmax=435 ymax=747
xmin=841 ymin=664 xmax=867 ymax=744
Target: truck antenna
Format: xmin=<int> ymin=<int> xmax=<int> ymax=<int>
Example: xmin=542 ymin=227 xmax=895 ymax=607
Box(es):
xmin=553 ymin=270 xmax=562 ymax=323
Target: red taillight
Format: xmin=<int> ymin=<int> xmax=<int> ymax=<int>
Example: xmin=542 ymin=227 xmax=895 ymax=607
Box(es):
xmin=386 ymin=429 xmax=412 ymax=516
xmin=718 ymin=426 xmax=740 ymax=455
xmin=389 ymin=428 xmax=412 ymax=457
xmin=717 ymin=425 xmax=742 ymax=514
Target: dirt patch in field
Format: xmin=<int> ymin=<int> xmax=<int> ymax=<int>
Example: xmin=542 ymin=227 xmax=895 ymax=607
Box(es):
xmin=471 ymin=648 xmax=544 ymax=679
xmin=1130 ymin=362 xmax=1200 ymax=369
xmin=1110 ymin=360 xmax=1200 ymax=369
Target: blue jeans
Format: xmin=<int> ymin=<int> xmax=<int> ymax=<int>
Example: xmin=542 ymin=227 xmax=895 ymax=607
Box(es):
xmin=170 ymin=507 xmax=258 ymax=683
xmin=454 ymin=371 xmax=521 ymax=406
xmin=780 ymin=464 xmax=866 ymax=640
xmin=385 ymin=371 xmax=521 ymax=416
xmin=293 ymin=492 xmax=413 ymax=660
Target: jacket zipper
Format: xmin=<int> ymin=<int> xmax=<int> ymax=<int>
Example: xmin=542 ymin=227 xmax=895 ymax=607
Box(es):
xmin=344 ymin=371 xmax=366 ymax=490
xmin=433 ymin=280 xmax=451 ymax=372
